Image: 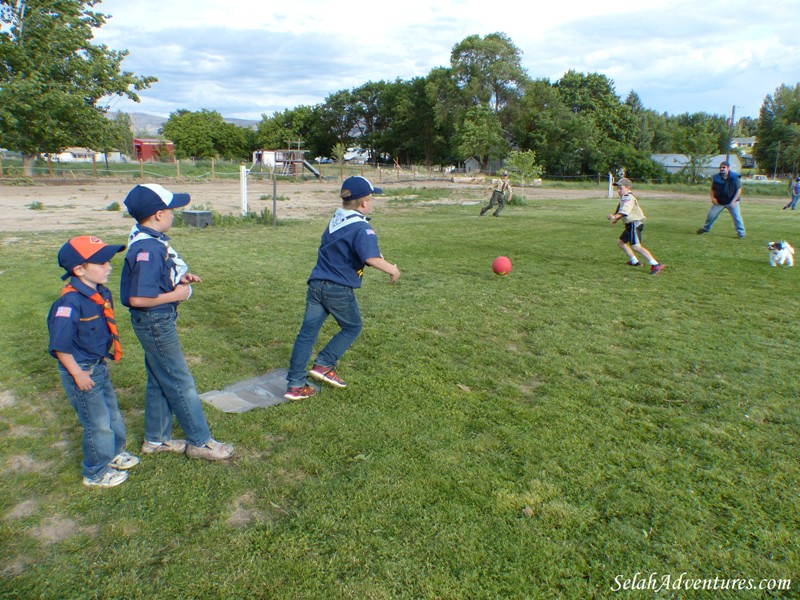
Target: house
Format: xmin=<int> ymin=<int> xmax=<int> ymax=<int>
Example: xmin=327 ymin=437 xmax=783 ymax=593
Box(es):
xmin=47 ymin=147 xmax=97 ymax=163
xmin=651 ymin=154 xmax=741 ymax=176
xmin=731 ymin=137 xmax=755 ymax=149
xmin=464 ymin=157 xmax=482 ymax=173
xmin=133 ymin=138 xmax=175 ymax=162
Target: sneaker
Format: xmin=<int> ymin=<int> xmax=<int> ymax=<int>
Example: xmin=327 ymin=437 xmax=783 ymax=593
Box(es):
xmin=650 ymin=263 xmax=665 ymax=275
xmin=109 ymin=451 xmax=140 ymax=470
xmin=284 ymin=384 xmax=316 ymax=401
xmin=141 ymin=439 xmax=187 ymax=455
xmin=308 ymin=364 xmax=347 ymax=388
xmin=696 ymin=228 xmax=707 ymax=234
xmin=83 ymin=469 xmax=128 ymax=488
xmin=186 ymin=439 xmax=234 ymax=461
xmin=627 ymin=261 xmax=642 ymax=267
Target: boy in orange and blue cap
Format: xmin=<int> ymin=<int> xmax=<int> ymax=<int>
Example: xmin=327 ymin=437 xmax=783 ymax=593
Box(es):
xmin=48 ymin=236 xmax=139 ymax=488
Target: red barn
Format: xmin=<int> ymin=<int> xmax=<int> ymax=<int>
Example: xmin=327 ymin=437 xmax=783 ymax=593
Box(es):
xmin=133 ymin=138 xmax=175 ymax=162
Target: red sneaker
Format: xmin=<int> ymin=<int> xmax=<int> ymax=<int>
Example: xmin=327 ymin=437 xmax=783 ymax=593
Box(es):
xmin=283 ymin=385 xmax=317 ymax=401
xmin=308 ymin=364 xmax=347 ymax=388
xmin=650 ymin=263 xmax=666 ymax=275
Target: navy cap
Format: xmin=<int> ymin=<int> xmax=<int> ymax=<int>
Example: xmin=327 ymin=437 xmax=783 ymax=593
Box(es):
xmin=124 ymin=183 xmax=191 ymax=221
xmin=340 ymin=176 xmax=382 ymax=201
xmin=58 ymin=236 xmax=125 ymax=280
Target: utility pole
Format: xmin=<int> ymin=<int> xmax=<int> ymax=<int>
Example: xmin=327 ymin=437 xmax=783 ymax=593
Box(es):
xmin=725 ymin=105 xmax=735 ymax=164
xmin=774 ymin=140 xmax=781 ymax=180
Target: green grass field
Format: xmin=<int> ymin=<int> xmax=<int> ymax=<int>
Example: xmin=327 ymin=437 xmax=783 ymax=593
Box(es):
xmin=0 ymin=188 xmax=797 ymax=598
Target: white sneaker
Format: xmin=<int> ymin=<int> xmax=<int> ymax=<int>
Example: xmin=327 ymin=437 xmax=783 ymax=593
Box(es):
xmin=83 ymin=469 xmax=128 ymax=488
xmin=109 ymin=451 xmax=140 ymax=470
xmin=141 ymin=439 xmax=188 ymax=455
xmin=186 ymin=439 xmax=234 ymax=461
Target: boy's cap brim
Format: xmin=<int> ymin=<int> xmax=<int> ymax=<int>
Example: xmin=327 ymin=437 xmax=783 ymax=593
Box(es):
xmin=124 ymin=183 xmax=191 ymax=221
xmin=340 ymin=175 xmax=382 ymax=201
xmin=613 ymin=178 xmax=633 ymax=188
xmin=58 ymin=236 xmax=126 ymax=280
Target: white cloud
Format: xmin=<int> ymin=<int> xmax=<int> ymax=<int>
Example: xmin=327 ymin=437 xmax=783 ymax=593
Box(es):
xmin=94 ymin=0 xmax=800 ymax=120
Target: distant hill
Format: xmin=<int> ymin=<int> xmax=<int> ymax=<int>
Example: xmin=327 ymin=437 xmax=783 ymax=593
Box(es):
xmin=107 ymin=111 xmax=259 ymax=136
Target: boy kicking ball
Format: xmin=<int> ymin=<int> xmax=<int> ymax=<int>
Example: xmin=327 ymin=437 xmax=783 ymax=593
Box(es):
xmin=608 ymin=178 xmax=665 ymax=275
xmin=284 ymin=176 xmax=401 ymax=401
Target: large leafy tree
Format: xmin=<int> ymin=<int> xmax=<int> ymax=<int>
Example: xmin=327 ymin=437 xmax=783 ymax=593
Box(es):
xmin=456 ymin=104 xmax=507 ymax=170
xmin=754 ymin=84 xmax=800 ymax=176
xmin=670 ymin=116 xmax=720 ymax=182
xmin=160 ymin=109 xmax=253 ymax=160
xmin=0 ymin=0 xmax=156 ymax=173
xmin=450 ymin=32 xmax=527 ymax=114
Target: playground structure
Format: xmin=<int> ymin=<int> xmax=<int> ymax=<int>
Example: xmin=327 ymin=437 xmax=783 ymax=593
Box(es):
xmin=251 ymin=149 xmax=320 ymax=178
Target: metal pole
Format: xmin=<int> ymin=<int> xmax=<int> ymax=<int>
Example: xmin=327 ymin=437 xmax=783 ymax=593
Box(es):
xmin=240 ymin=164 xmax=248 ymax=216
xmin=725 ymin=105 xmax=735 ymax=164
xmin=272 ymin=165 xmax=277 ymax=227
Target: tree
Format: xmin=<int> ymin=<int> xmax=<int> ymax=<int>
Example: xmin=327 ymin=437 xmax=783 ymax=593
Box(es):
xmin=0 ymin=0 xmax=156 ymax=174
xmin=450 ymin=33 xmax=527 ymax=114
xmin=104 ymin=111 xmax=134 ymax=158
xmin=672 ymin=119 xmax=719 ymax=182
xmin=456 ymin=104 xmax=507 ymax=170
xmin=161 ymin=109 xmax=221 ymax=159
xmin=503 ymin=150 xmax=542 ymax=185
xmin=754 ymin=84 xmax=800 ymax=176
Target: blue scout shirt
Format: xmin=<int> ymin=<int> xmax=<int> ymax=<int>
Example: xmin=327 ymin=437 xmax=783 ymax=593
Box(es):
xmin=711 ymin=170 xmax=742 ymax=205
xmin=120 ymin=225 xmax=189 ymax=310
xmin=48 ymin=277 xmax=114 ymax=363
xmin=308 ymin=208 xmax=382 ymax=288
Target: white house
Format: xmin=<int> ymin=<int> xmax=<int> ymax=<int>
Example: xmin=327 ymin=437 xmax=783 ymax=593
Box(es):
xmin=47 ymin=147 xmax=98 ymax=163
xmin=651 ymin=154 xmax=741 ymax=176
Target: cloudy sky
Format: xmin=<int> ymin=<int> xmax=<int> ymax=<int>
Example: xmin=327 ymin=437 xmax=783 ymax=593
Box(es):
xmin=93 ymin=0 xmax=799 ymax=122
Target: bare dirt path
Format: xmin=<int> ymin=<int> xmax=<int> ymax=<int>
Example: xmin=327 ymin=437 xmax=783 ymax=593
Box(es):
xmin=0 ymin=176 xmax=720 ymax=235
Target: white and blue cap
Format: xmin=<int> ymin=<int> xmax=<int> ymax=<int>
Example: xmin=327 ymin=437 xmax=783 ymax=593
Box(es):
xmin=124 ymin=183 xmax=191 ymax=221
xmin=340 ymin=176 xmax=382 ymax=201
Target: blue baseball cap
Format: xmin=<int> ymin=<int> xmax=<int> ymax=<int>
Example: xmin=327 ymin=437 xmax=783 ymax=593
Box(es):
xmin=340 ymin=176 xmax=382 ymax=201
xmin=124 ymin=183 xmax=191 ymax=221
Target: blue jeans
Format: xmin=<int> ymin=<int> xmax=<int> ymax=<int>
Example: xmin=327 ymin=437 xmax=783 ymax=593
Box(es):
xmin=788 ymin=194 xmax=799 ymax=210
xmin=58 ymin=360 xmax=126 ymax=480
xmin=130 ymin=309 xmax=211 ymax=447
xmin=701 ymin=202 xmax=746 ymax=237
xmin=287 ymin=280 xmax=363 ymax=388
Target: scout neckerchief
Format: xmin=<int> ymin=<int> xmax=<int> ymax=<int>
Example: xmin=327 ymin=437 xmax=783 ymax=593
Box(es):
xmin=61 ymin=283 xmax=122 ymax=362
xmin=127 ymin=224 xmax=190 ymax=295
xmin=328 ymin=208 xmax=368 ymax=234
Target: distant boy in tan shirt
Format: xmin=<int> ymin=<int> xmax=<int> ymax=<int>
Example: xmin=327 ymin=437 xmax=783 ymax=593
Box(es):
xmin=607 ymin=178 xmax=665 ymax=275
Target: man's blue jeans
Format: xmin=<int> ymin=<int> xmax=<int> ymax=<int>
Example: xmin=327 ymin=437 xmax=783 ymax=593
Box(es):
xmin=59 ymin=359 xmax=126 ymax=481
xmin=701 ymin=202 xmax=746 ymax=237
xmin=130 ymin=308 xmax=211 ymax=447
xmin=287 ymin=280 xmax=363 ymax=389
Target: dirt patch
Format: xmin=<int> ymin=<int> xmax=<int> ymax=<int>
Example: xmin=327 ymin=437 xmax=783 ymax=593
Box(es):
xmin=31 ymin=516 xmax=97 ymax=544
xmin=4 ymin=499 xmax=38 ymax=520
xmin=0 ymin=177 xmax=624 ymax=235
xmin=4 ymin=454 xmax=54 ymax=474
xmin=0 ymin=389 xmax=16 ymax=408
xmin=226 ymin=493 xmax=265 ymax=527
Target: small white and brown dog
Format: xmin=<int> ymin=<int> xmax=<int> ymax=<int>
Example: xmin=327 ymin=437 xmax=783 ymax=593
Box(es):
xmin=767 ymin=241 xmax=795 ymax=267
